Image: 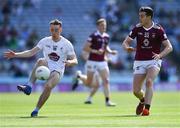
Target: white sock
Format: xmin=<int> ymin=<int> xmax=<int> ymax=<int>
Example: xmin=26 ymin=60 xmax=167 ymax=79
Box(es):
xmin=27 ymin=81 xmax=33 ymax=87
xmin=34 ymin=107 xmax=39 ymax=112
xmin=86 ymin=96 xmax=92 ymax=101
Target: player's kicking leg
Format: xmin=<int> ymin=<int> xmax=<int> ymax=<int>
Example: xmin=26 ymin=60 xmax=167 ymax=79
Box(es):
xmin=31 ymin=71 xmax=60 ymax=117
xmin=72 ymin=70 xmax=94 ymax=90
xmin=133 ymin=74 xmax=146 ymax=115
xmin=142 ymin=67 xmax=159 ymax=116
xmin=72 ymin=70 xmax=82 ymax=90
xmin=17 ymin=58 xmax=47 ymax=95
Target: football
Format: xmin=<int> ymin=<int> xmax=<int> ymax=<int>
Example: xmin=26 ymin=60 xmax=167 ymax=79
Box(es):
xmin=35 ymin=66 xmax=50 ymax=80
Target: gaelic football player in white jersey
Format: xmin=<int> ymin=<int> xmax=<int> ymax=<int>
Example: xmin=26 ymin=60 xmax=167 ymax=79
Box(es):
xmin=4 ymin=19 xmax=78 ymax=117
xmin=122 ymin=7 xmax=173 ymax=116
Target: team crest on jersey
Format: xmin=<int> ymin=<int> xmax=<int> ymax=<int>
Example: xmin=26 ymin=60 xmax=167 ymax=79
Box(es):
xmin=98 ymin=38 xmax=101 ymax=42
xmin=60 ymin=47 xmax=63 ymax=51
xmin=53 ymin=45 xmax=58 ymax=51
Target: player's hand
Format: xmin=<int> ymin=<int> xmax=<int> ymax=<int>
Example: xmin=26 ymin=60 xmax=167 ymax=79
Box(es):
xmin=125 ymin=47 xmax=136 ymax=53
xmin=111 ymin=50 xmax=118 ymax=55
xmin=91 ymin=49 xmax=104 ymax=55
xmin=152 ymin=52 xmax=161 ymax=60
xmin=4 ymin=49 xmax=16 ymax=59
xmin=63 ymin=60 xmax=71 ymax=67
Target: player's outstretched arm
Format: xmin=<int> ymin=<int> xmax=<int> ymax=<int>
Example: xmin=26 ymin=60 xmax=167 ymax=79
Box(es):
xmin=4 ymin=47 xmax=40 ymax=59
xmin=152 ymin=40 xmax=173 ymax=60
xmin=122 ymin=36 xmax=136 ymax=53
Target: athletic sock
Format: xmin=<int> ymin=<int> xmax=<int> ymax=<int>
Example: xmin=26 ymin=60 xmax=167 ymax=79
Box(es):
xmin=105 ymin=97 xmax=109 ymax=103
xmin=86 ymin=96 xmax=92 ymax=102
xmin=145 ymin=104 xmax=150 ymax=110
xmin=34 ymin=107 xmax=39 ymax=112
xmin=27 ymin=81 xmax=33 ymax=87
xmin=140 ymin=98 xmax=145 ymax=103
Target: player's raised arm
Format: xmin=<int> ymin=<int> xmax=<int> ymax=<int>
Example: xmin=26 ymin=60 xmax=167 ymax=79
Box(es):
xmin=4 ymin=46 xmax=40 ymax=59
xmin=152 ymin=39 xmax=173 ymax=60
xmin=122 ymin=36 xmax=136 ymax=53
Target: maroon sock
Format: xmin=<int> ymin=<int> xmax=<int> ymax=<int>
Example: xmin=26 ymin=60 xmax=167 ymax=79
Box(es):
xmin=145 ymin=104 xmax=150 ymax=110
xmin=140 ymin=98 xmax=145 ymax=103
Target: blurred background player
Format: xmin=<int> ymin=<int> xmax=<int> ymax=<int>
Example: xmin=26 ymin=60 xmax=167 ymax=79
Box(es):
xmin=122 ymin=7 xmax=173 ymax=116
xmin=72 ymin=50 xmax=101 ymax=104
xmin=73 ymin=18 xmax=117 ymax=106
xmin=4 ymin=19 xmax=78 ymax=117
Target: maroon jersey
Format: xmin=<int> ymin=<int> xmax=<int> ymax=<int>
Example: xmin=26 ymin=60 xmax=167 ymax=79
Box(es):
xmin=129 ymin=22 xmax=168 ymax=60
xmin=87 ymin=31 xmax=109 ymax=61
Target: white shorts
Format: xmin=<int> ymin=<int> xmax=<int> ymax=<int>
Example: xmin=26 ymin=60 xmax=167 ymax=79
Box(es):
xmin=86 ymin=60 xmax=108 ymax=72
xmin=47 ymin=62 xmax=64 ymax=80
xmin=38 ymin=58 xmax=64 ymax=80
xmin=85 ymin=63 xmax=102 ymax=85
xmin=133 ymin=59 xmax=162 ymax=74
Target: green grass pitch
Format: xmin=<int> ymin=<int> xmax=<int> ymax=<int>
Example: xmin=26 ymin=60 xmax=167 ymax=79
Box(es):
xmin=0 ymin=92 xmax=180 ymax=128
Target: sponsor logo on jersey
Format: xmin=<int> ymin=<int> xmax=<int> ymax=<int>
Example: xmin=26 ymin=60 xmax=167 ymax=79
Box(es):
xmin=48 ymin=52 xmax=60 ymax=61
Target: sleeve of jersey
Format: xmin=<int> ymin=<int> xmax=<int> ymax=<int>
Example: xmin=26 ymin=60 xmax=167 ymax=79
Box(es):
xmin=159 ymin=27 xmax=168 ymax=42
xmin=67 ymin=42 xmax=75 ymax=56
xmin=36 ymin=38 xmax=44 ymax=50
xmin=87 ymin=34 xmax=93 ymax=43
xmin=128 ymin=27 xmax=137 ymax=40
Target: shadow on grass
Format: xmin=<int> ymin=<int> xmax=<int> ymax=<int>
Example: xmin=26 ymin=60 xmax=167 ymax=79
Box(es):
xmin=20 ymin=116 xmax=48 ymax=118
xmin=105 ymin=114 xmax=138 ymax=118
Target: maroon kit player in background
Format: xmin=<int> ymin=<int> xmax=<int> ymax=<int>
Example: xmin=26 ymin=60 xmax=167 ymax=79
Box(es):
xmin=73 ymin=18 xmax=117 ymax=106
xmin=122 ymin=7 xmax=173 ymax=116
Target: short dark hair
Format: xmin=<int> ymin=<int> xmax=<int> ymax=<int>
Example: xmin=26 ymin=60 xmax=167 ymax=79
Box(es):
xmin=139 ymin=6 xmax=153 ymax=19
xmin=96 ymin=18 xmax=106 ymax=26
xmin=49 ymin=19 xmax=62 ymax=26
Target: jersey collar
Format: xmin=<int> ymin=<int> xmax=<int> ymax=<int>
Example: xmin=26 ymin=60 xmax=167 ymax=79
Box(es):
xmin=143 ymin=22 xmax=154 ymax=31
xmin=95 ymin=30 xmax=107 ymax=37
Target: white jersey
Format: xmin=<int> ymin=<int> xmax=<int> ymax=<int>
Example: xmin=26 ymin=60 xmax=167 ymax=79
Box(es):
xmin=36 ymin=36 xmax=75 ymax=73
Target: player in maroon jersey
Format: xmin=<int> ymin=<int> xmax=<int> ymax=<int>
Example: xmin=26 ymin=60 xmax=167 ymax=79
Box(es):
xmin=73 ymin=18 xmax=117 ymax=106
xmin=122 ymin=7 xmax=173 ymax=116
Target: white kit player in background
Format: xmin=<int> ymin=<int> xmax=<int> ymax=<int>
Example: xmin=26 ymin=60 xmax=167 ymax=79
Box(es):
xmin=4 ymin=19 xmax=78 ymax=117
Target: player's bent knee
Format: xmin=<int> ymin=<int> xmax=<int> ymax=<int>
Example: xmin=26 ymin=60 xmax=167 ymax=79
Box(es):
xmin=93 ymin=84 xmax=99 ymax=89
xmin=86 ymin=80 xmax=92 ymax=86
xmin=37 ymin=58 xmax=46 ymax=65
